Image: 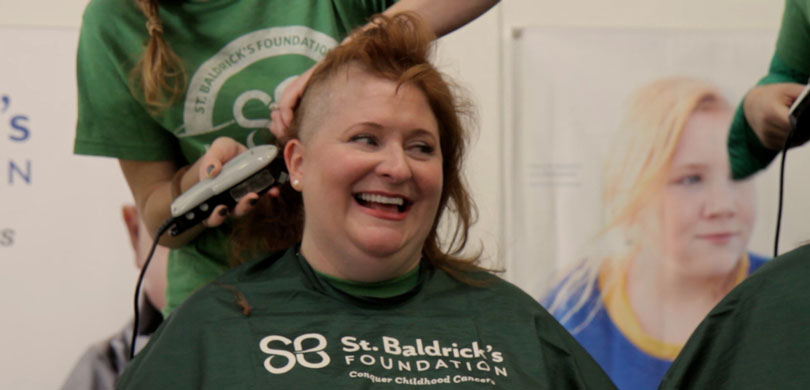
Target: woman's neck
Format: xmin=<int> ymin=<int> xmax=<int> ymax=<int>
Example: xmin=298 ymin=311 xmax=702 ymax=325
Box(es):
xmin=625 ymin=250 xmax=744 ymax=344
xmin=314 ymin=265 xmax=421 ymax=298
xmin=299 ymin=237 xmax=421 ymax=283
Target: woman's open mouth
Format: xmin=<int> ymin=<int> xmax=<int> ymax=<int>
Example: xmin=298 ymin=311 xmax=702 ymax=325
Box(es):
xmin=355 ymin=192 xmax=411 ymax=213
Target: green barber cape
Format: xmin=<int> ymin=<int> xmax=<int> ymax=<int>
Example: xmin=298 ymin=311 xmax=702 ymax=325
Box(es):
xmin=117 ymin=247 xmax=617 ymax=389
xmin=659 ymin=244 xmax=810 ymax=389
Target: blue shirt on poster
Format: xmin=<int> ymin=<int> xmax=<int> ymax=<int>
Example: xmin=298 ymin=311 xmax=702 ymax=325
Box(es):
xmin=544 ymin=253 xmax=768 ymax=390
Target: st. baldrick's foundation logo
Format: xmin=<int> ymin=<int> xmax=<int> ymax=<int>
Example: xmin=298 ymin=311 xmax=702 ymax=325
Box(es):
xmin=260 ymin=333 xmax=331 ymax=374
xmin=258 ymin=333 xmax=509 ymax=380
xmin=179 ymin=26 xmax=338 ymax=146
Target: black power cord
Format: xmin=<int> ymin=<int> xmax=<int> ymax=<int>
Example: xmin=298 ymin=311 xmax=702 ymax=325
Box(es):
xmin=774 ymin=134 xmax=790 ymax=257
xmin=775 ymin=79 xmax=810 ymax=256
xmin=130 ymin=218 xmax=174 ymax=360
xmin=774 ymin=125 xmax=798 ymax=258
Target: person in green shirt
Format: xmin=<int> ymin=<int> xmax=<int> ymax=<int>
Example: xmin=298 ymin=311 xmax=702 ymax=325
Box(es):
xmin=74 ymin=0 xmax=500 ymax=317
xmin=116 ymin=14 xmax=617 ymax=389
xmin=728 ymin=0 xmax=810 ymax=179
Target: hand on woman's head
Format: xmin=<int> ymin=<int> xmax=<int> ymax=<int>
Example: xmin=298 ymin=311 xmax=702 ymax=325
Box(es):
xmin=269 ymin=67 xmax=317 ymax=142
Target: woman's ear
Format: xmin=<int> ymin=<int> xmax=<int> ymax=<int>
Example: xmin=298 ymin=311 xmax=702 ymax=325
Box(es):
xmin=284 ymin=139 xmax=305 ymax=191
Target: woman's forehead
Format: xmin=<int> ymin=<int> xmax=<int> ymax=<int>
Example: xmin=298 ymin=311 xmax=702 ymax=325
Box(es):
xmin=302 ymin=69 xmax=437 ymax=139
xmin=298 ymin=67 xmax=392 ymax=138
xmin=670 ymin=108 xmax=732 ymax=167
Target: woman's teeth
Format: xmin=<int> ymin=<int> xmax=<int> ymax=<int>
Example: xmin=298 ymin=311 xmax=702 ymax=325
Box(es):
xmin=359 ymin=193 xmax=404 ymax=206
xmin=356 ymin=193 xmax=408 ymax=213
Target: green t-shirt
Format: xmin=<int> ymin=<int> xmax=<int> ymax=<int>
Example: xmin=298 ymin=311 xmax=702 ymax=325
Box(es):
xmin=729 ymin=0 xmax=810 ymax=179
xmin=117 ymin=247 xmax=617 ymax=389
xmin=74 ymin=0 xmax=394 ymax=315
xmin=659 ymin=244 xmax=810 ymax=389
xmin=316 ymin=264 xmax=422 ymax=298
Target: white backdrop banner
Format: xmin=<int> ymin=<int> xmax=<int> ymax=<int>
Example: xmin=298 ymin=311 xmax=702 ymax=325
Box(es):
xmin=504 ymin=27 xmax=810 ymax=298
xmin=0 ymin=26 xmax=134 ymax=389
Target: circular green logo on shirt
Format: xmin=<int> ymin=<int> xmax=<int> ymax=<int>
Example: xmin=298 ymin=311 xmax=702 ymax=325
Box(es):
xmin=180 ymin=26 xmax=338 ymax=147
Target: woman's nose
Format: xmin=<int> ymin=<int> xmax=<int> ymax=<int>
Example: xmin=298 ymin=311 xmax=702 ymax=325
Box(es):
xmin=703 ymin=181 xmax=736 ymax=218
xmin=376 ymin=145 xmax=412 ymax=182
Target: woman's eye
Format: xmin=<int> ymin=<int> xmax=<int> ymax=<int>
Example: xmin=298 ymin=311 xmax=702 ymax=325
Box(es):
xmin=410 ymin=143 xmax=435 ymax=155
xmin=676 ymin=175 xmax=702 ymax=185
xmin=350 ymin=134 xmax=377 ymax=146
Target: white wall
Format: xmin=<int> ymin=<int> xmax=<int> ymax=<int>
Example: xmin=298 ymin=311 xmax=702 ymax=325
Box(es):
xmin=1 ymin=1 xmax=136 ymax=389
xmin=0 ymin=0 xmax=788 ymax=388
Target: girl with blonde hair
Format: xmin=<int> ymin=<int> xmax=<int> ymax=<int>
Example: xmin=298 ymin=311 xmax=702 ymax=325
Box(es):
xmin=544 ymin=76 xmax=767 ymax=389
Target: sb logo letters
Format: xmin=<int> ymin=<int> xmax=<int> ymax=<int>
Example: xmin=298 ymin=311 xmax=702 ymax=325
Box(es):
xmin=260 ymin=333 xmax=330 ymax=374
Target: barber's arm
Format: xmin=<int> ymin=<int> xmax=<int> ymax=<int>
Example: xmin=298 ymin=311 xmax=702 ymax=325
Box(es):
xmin=730 ymin=0 xmax=810 ymax=179
xmin=382 ymin=0 xmax=499 ymax=37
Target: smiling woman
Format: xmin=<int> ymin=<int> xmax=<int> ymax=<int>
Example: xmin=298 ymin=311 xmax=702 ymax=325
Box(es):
xmin=543 ymin=77 xmax=768 ymax=390
xmin=287 ymin=68 xmax=444 ymax=282
xmin=115 ymin=13 xmax=617 ymax=389
xmin=230 ymin=10 xmax=483 ymax=284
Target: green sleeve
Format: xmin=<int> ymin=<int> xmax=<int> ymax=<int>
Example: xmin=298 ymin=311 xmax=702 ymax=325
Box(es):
xmin=329 ymin=0 xmax=398 ymax=38
xmin=74 ymin=0 xmax=179 ymax=161
xmin=730 ymin=0 xmax=810 ymax=179
xmin=359 ymin=0 xmax=399 ymax=14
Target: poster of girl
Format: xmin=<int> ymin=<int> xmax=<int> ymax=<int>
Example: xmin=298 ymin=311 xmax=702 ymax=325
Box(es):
xmin=544 ymin=76 xmax=768 ymax=389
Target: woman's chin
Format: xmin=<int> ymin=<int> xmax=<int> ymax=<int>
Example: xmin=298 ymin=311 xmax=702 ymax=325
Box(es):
xmin=676 ymin=251 xmax=742 ymax=278
xmin=349 ymin=227 xmax=412 ymax=255
xmin=354 ymin=238 xmax=407 ymax=259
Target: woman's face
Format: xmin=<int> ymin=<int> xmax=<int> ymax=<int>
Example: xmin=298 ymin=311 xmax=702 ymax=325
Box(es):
xmin=286 ymin=67 xmax=443 ymax=282
xmin=650 ymin=106 xmax=755 ymax=277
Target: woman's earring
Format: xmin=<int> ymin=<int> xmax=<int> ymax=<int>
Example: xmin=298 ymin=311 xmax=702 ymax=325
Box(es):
xmin=292 ymin=179 xmax=301 ymax=189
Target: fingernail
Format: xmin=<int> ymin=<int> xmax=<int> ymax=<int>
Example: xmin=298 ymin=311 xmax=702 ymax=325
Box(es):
xmin=249 ymin=198 xmax=258 ymax=206
xmin=219 ymin=208 xmax=228 ymax=216
xmin=207 ymin=165 xmax=215 ymax=176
